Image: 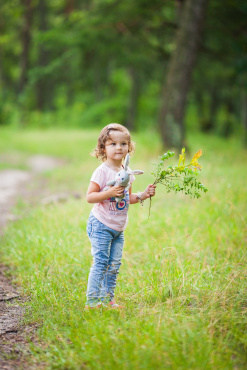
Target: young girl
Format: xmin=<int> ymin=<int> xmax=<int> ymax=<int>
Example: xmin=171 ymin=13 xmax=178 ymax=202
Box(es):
xmin=85 ymin=123 xmax=156 ymax=308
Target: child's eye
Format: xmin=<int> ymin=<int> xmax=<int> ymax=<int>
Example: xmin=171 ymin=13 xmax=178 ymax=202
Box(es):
xmin=121 ymin=143 xmax=127 ymax=146
xmin=111 ymin=143 xmax=116 ymax=146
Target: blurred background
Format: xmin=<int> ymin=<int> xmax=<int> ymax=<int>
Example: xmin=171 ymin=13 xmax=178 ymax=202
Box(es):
xmin=1 ymin=3 xmax=247 ymax=367
xmin=0 ymin=0 xmax=247 ymax=148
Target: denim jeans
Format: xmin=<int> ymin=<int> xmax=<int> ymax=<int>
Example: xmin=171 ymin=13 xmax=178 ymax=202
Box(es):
xmin=86 ymin=212 xmax=124 ymax=307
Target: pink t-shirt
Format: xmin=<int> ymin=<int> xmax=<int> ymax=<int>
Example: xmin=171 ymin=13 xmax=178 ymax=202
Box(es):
xmin=90 ymin=163 xmax=135 ymax=231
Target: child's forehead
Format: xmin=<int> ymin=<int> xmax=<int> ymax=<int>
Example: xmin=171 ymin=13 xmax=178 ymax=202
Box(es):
xmin=107 ymin=130 xmax=129 ymax=141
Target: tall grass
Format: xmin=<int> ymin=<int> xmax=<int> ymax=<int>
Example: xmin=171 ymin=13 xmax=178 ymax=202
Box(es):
xmin=0 ymin=127 xmax=246 ymax=369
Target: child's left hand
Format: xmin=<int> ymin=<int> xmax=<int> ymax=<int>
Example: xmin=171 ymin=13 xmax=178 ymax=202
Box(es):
xmin=143 ymin=184 xmax=156 ymax=199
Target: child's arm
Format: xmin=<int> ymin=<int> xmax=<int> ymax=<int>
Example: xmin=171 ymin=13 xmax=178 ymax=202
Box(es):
xmin=129 ymin=184 xmax=156 ymax=204
xmin=86 ymin=181 xmax=125 ymax=203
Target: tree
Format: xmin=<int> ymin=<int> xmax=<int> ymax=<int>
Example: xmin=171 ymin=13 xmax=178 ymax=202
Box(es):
xmin=193 ymin=1 xmax=247 ymax=140
xmin=18 ymin=0 xmax=33 ymax=94
xmin=35 ymin=0 xmax=50 ymax=110
xmin=159 ymin=0 xmax=209 ymax=148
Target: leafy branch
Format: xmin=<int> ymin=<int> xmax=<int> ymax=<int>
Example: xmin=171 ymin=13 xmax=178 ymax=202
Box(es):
xmin=148 ymin=148 xmax=208 ymax=218
xmin=152 ymin=148 xmax=208 ymax=197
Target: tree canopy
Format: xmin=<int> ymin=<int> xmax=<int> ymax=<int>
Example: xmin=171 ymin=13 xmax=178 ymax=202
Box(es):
xmin=0 ymin=0 xmax=246 ymax=146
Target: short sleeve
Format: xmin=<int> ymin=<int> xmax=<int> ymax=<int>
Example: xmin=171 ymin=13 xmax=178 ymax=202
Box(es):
xmin=90 ymin=167 xmax=106 ymax=190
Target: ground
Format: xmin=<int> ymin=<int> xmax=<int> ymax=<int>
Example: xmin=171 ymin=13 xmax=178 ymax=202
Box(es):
xmin=0 ymin=155 xmax=64 ymax=369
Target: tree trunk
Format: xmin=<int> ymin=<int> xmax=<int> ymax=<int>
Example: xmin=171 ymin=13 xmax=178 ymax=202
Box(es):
xmin=175 ymin=0 xmax=186 ymax=20
xmin=199 ymin=87 xmax=219 ymax=132
xmin=65 ymin=0 xmax=75 ymax=105
xmin=126 ymin=67 xmax=140 ymax=131
xmin=159 ymin=0 xmax=209 ymax=149
xmin=65 ymin=0 xmax=74 ymax=16
xmin=94 ymin=63 xmax=103 ymax=102
xmin=18 ymin=0 xmax=33 ymax=94
xmin=208 ymin=87 xmax=219 ymax=131
xmin=36 ymin=0 xmax=51 ymax=111
xmin=242 ymin=92 xmax=247 ymax=147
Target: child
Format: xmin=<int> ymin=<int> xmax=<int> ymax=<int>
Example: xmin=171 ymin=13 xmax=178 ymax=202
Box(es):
xmin=85 ymin=123 xmax=156 ymax=308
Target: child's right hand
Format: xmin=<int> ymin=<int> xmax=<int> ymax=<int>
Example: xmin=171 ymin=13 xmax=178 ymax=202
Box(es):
xmin=107 ymin=185 xmax=125 ymax=198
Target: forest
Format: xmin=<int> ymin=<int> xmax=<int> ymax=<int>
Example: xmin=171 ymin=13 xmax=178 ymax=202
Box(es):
xmin=1 ymin=0 xmax=247 ymax=147
xmin=1 ymin=1 xmax=247 ymax=369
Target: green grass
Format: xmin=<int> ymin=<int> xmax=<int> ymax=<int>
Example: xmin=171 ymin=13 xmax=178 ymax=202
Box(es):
xmin=0 ymin=127 xmax=246 ymax=369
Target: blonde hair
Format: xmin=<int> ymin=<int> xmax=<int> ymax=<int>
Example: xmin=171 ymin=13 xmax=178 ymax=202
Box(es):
xmin=92 ymin=123 xmax=135 ymax=161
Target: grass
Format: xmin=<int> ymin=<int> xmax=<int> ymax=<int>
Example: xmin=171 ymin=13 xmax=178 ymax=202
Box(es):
xmin=0 ymin=127 xmax=246 ymax=369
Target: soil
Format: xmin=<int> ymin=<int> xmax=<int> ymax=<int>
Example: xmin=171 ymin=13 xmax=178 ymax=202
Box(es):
xmin=0 ymin=155 xmax=66 ymax=369
xmin=0 ymin=264 xmax=42 ymax=370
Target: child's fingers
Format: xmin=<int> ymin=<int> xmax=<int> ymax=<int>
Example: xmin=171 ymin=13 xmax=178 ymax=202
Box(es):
xmin=116 ymin=186 xmax=124 ymax=191
xmin=148 ymin=184 xmax=156 ymax=196
xmin=115 ymin=186 xmax=125 ymax=196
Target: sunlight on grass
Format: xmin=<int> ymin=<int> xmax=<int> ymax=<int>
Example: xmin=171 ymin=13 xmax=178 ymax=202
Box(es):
xmin=0 ymin=127 xmax=246 ymax=369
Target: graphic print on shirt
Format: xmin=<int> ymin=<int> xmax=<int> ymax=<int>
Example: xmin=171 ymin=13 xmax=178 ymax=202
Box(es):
xmin=108 ymin=189 xmax=129 ymax=215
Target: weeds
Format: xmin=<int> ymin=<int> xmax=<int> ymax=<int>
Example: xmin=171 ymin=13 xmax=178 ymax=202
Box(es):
xmin=0 ymin=128 xmax=246 ymax=369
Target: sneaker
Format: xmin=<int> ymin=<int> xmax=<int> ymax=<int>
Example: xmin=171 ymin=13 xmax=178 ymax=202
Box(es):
xmin=109 ymin=301 xmax=124 ymax=309
xmin=85 ymin=303 xmax=101 ymax=309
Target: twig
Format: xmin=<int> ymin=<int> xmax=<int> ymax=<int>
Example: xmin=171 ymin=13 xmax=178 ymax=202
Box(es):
xmin=148 ymin=195 xmax=152 ymax=221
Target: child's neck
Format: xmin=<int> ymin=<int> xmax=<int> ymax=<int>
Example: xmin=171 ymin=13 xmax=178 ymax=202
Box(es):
xmin=105 ymin=158 xmax=123 ymax=172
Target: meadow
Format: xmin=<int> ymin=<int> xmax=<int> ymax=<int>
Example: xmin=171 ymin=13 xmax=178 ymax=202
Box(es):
xmin=0 ymin=127 xmax=246 ymax=369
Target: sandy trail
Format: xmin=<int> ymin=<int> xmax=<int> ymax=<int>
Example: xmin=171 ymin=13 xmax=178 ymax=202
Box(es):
xmin=0 ymin=155 xmax=63 ymax=369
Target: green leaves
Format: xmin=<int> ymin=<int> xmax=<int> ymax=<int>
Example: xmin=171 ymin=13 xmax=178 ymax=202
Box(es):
xmin=152 ymin=148 xmax=208 ymax=199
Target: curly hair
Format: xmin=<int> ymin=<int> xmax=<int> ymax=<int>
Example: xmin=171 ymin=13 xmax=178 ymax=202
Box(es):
xmin=92 ymin=123 xmax=135 ymax=161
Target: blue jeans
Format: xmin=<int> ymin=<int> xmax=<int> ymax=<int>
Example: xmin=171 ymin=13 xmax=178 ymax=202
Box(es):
xmin=86 ymin=212 xmax=124 ymax=307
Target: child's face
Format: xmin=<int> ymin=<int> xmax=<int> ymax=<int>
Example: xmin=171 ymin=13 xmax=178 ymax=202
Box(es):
xmin=104 ymin=130 xmax=129 ymax=162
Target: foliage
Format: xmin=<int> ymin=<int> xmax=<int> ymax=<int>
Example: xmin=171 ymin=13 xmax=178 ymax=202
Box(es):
xmin=152 ymin=148 xmax=208 ymax=198
xmin=0 ymin=128 xmax=246 ymax=369
xmin=0 ymin=0 xmax=246 ymax=141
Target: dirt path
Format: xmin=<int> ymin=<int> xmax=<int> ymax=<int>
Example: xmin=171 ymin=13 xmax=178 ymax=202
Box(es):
xmin=0 ymin=155 xmax=64 ymax=369
xmin=0 ymin=264 xmax=41 ymax=370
